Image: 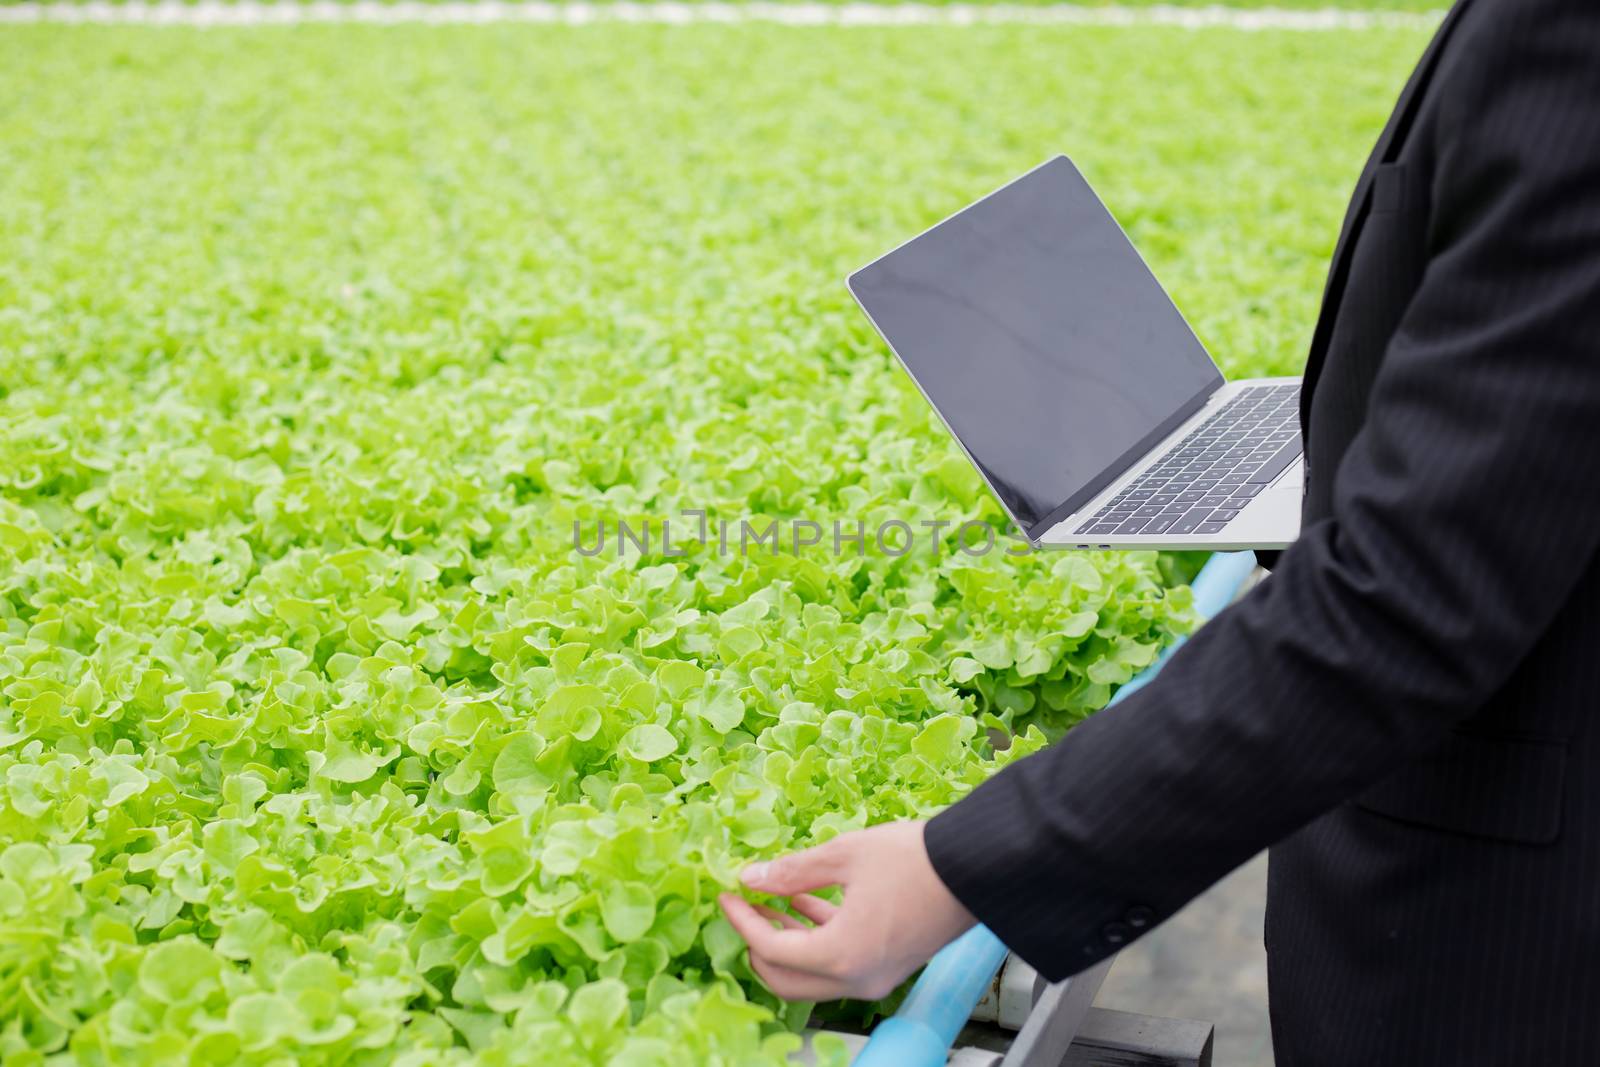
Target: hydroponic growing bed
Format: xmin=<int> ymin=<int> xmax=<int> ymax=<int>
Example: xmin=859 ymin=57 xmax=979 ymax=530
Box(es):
xmin=0 ymin=18 xmax=1428 ymax=1065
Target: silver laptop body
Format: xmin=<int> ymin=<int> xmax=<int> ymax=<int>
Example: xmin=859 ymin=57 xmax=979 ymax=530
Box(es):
xmin=847 ymin=155 xmax=1303 ymax=551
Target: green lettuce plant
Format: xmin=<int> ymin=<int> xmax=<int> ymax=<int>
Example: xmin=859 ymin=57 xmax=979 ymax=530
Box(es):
xmin=0 ymin=21 xmax=1426 ymax=1064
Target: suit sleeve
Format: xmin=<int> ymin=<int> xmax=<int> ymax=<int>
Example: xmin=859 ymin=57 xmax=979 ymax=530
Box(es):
xmin=925 ymin=1 xmax=1600 ymax=981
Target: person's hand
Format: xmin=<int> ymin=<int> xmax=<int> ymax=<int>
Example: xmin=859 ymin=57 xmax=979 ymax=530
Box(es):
xmin=717 ymin=820 xmax=977 ymax=1001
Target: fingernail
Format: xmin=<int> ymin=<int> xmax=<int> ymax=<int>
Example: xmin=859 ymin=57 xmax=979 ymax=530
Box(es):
xmin=740 ymin=862 xmax=768 ymax=887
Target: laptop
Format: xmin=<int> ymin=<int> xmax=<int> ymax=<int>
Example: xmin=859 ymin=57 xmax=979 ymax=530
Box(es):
xmin=847 ymin=155 xmax=1303 ymax=551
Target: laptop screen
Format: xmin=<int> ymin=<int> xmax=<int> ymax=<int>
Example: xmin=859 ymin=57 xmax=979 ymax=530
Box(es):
xmin=848 ymin=156 xmax=1223 ymax=538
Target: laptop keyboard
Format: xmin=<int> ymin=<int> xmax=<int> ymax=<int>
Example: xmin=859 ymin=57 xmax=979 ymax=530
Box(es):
xmin=1075 ymin=383 xmax=1302 ymax=538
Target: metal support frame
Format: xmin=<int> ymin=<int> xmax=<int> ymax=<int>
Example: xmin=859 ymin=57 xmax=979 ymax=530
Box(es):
xmin=1000 ymin=956 xmax=1114 ymax=1067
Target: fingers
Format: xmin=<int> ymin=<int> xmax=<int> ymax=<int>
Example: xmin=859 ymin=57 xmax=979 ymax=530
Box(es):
xmin=720 ymin=823 xmax=950 ymax=1006
xmin=788 ymin=893 xmax=838 ymax=926
xmin=747 ymin=941 xmax=901 ymax=1003
xmin=719 ymin=894 xmax=790 ymax=956
xmin=740 ymin=837 xmax=851 ymax=896
xmin=751 ymin=903 xmax=808 ymax=931
xmin=746 ymin=951 xmax=849 ymax=1002
xmin=718 ymin=893 xmax=848 ymax=976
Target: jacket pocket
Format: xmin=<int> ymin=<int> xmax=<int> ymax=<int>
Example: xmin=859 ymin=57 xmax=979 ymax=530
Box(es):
xmin=1354 ymin=728 xmax=1567 ymax=845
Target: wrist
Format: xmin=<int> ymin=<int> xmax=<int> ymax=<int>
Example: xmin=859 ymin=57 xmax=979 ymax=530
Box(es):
xmin=917 ymin=820 xmax=978 ymax=939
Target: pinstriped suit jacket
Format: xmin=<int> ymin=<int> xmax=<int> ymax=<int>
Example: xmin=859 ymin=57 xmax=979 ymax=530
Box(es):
xmin=924 ymin=1 xmax=1600 ymax=1062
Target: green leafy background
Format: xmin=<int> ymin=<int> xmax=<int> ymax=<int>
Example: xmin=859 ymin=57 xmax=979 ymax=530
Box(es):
xmin=0 ymin=1 xmax=1450 ymax=10
xmin=0 ymin=22 xmax=1425 ymax=1067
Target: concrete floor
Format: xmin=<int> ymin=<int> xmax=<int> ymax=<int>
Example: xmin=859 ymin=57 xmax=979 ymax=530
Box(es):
xmin=1092 ymin=851 xmax=1274 ymax=1067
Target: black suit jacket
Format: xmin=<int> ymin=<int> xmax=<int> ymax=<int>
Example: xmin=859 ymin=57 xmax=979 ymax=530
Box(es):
xmin=925 ymin=2 xmax=1600 ymax=1063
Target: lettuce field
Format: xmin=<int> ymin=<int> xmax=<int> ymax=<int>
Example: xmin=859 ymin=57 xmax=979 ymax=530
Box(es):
xmin=0 ymin=20 xmax=1429 ymax=1066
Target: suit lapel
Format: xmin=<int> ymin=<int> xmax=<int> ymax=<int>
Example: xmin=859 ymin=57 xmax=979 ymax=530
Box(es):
xmin=1299 ymin=0 xmax=1475 ymax=433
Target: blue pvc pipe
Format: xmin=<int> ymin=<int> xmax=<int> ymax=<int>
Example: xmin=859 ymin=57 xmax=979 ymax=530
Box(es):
xmin=1113 ymin=550 xmax=1257 ymax=703
xmin=852 ymin=551 xmax=1257 ymax=1067
xmin=852 ymin=924 xmax=1011 ymax=1067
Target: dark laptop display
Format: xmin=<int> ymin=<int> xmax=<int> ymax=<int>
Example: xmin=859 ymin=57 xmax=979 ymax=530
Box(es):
xmin=848 ymin=156 xmax=1222 ymax=537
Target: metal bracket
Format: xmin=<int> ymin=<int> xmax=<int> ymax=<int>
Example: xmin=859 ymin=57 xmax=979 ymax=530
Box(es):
xmin=999 ymin=956 xmax=1115 ymax=1067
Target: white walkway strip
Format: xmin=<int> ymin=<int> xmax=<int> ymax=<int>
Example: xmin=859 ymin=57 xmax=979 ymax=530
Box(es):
xmin=0 ymin=1 xmax=1443 ymax=31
